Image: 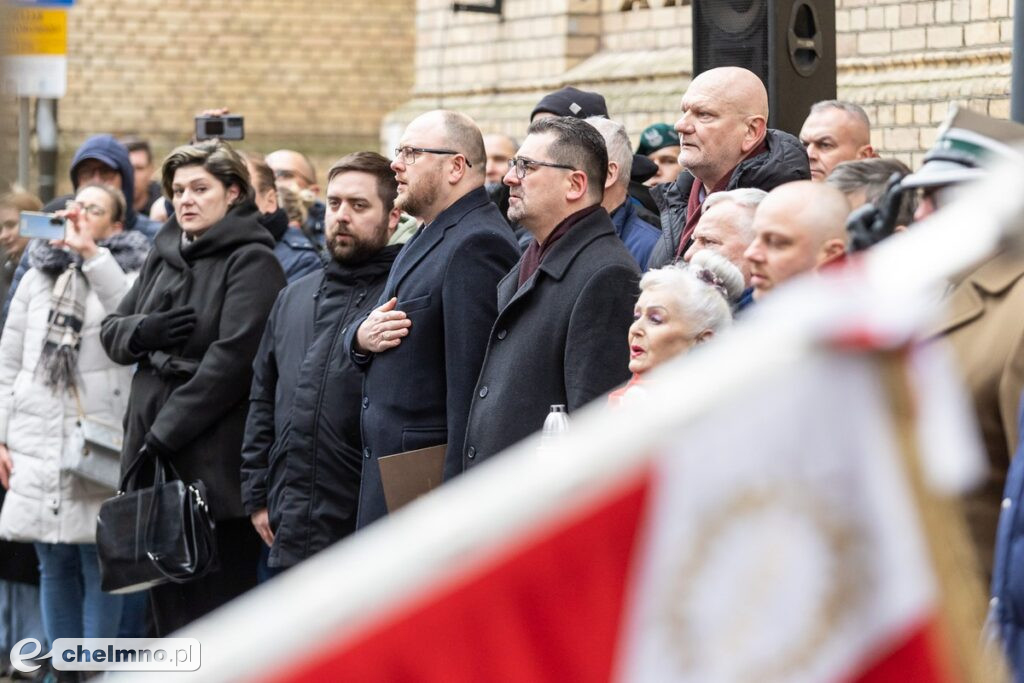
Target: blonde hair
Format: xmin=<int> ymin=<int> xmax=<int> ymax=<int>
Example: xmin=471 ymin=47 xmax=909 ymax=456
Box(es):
xmin=277 ymin=184 xmax=314 ymax=226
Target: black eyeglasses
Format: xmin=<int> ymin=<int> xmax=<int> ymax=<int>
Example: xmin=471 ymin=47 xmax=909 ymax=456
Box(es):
xmin=394 ymin=146 xmax=472 ymax=167
xmin=507 ymin=156 xmax=576 ymax=180
xmin=273 ymin=168 xmax=316 ymax=185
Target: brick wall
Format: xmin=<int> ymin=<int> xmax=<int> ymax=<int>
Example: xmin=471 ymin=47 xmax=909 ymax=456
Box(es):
xmin=2 ymin=0 xmax=415 ymax=195
xmin=386 ymin=0 xmax=1013 ymax=167
xmin=837 ymin=0 xmax=1011 ymax=168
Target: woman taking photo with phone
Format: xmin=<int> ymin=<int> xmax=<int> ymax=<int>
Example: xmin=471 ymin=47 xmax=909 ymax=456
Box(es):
xmin=0 ymin=184 xmax=149 ymax=654
xmin=101 ymin=140 xmax=285 ymax=634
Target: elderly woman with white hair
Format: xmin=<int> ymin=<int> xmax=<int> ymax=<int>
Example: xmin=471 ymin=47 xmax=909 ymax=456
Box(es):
xmin=610 ymin=250 xmax=744 ymax=406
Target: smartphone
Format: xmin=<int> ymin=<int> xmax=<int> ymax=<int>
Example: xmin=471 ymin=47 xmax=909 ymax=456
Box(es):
xmin=194 ymin=115 xmax=244 ymax=141
xmin=19 ymin=211 xmax=66 ymax=241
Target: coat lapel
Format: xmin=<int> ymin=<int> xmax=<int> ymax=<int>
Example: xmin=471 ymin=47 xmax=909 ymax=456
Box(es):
xmin=927 ymin=282 xmax=984 ymax=337
xmin=384 ymin=223 xmax=446 ymax=299
xmin=383 ymin=187 xmax=493 ymax=300
xmin=500 ymin=266 xmax=539 ymax=312
xmin=926 ymin=252 xmax=1024 ymax=337
xmin=496 ymin=208 xmax=614 ymax=315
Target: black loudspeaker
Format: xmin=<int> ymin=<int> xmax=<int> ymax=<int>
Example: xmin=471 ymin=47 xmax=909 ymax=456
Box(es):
xmin=692 ymin=0 xmax=837 ymax=137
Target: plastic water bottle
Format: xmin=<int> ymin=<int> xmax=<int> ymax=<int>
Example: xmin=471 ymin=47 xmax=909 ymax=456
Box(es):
xmin=540 ymin=404 xmax=569 ymax=454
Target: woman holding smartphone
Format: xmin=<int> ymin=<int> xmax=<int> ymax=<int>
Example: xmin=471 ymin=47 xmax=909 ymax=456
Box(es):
xmin=0 ymin=184 xmax=149 ymax=651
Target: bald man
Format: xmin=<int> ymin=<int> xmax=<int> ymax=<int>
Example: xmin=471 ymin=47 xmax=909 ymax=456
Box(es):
xmin=743 ymin=181 xmax=849 ymax=300
xmin=266 ymin=149 xmax=327 ymax=247
xmin=348 ymin=110 xmax=520 ymax=527
xmin=648 ymin=67 xmax=810 ymax=270
xmin=799 ymin=101 xmax=876 ymax=181
xmin=483 ymin=133 xmax=518 ymax=188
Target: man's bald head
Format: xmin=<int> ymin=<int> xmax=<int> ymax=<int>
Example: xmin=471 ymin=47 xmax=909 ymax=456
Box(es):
xmin=393 ymin=110 xmax=487 ymax=224
xmin=266 ymin=149 xmax=319 ymax=194
xmin=690 ymin=67 xmax=769 ymax=120
xmin=483 ymin=133 xmax=518 ymax=184
xmin=407 ymin=110 xmax=486 ymax=180
xmin=743 ymin=180 xmax=849 ymax=299
xmin=675 ymin=67 xmax=769 ymax=190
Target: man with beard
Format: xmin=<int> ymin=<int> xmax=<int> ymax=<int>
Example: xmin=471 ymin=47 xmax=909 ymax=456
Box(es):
xmin=241 ymin=152 xmax=403 ymax=573
xmin=348 ymin=110 xmax=520 ymax=527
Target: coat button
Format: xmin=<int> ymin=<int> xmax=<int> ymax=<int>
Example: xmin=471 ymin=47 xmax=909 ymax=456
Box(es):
xmin=113 ymin=389 xmax=121 ymax=396
xmin=363 ymin=448 xmax=371 ymax=459
xmin=478 ymin=386 xmax=488 ymax=398
xmin=362 ymin=397 xmax=369 ymax=408
xmin=467 ymin=446 xmax=476 ymax=459
xmin=1003 ymin=497 xmax=1013 ymax=510
xmin=496 ymin=329 xmax=507 ymax=340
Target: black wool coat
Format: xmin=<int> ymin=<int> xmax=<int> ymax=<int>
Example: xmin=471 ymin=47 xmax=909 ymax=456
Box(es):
xmin=348 ymin=186 xmax=520 ymax=528
xmin=100 ymin=201 xmax=286 ymax=520
xmin=241 ymin=246 xmax=399 ymax=568
xmin=462 ymin=207 xmax=640 ymax=467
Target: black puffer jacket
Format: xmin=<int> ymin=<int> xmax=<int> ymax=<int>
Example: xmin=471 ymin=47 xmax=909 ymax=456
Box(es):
xmin=240 ymin=246 xmax=399 ymax=568
xmin=100 ymin=201 xmax=286 ymax=520
xmin=647 ymin=128 xmax=810 ymax=269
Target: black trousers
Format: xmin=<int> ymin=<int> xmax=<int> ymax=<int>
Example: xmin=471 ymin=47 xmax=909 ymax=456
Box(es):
xmin=149 ymin=517 xmax=260 ymax=636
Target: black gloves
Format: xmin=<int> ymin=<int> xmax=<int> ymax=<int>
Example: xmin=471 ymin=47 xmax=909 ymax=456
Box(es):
xmin=131 ymin=292 xmax=197 ymax=353
xmin=846 ymin=172 xmax=907 ymax=253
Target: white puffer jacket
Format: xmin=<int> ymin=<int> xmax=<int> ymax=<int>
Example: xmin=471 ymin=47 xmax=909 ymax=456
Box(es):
xmin=0 ymin=249 xmax=137 ymax=544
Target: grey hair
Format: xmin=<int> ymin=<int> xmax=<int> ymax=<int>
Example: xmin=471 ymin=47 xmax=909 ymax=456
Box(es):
xmin=638 ymin=252 xmax=742 ymax=336
xmin=584 ymin=116 xmax=632 ymax=187
xmin=703 ymin=187 xmax=767 ymax=213
xmin=809 ymin=100 xmax=871 ymax=129
xmin=827 ymin=157 xmax=915 ymax=224
xmin=702 ymin=188 xmax=766 ymax=242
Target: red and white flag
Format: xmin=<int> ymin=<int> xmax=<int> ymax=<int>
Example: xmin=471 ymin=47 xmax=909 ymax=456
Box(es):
xmin=165 ymin=339 xmax=983 ymax=682
xmin=155 ymin=160 xmax=1024 ymax=682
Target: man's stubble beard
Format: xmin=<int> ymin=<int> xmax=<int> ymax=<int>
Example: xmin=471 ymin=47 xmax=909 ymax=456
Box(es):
xmin=395 ymin=167 xmax=442 ymax=221
xmin=327 ymin=217 xmax=390 ymax=266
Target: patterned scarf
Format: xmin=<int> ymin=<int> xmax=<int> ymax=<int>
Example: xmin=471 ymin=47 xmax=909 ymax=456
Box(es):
xmin=30 ymin=230 xmax=151 ymax=392
xmin=36 ymin=262 xmax=87 ymax=392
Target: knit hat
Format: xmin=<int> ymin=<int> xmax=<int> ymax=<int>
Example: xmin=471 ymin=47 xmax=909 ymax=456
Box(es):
xmin=902 ymin=105 xmax=1024 ymax=189
xmin=636 ymin=123 xmax=681 ymax=156
xmin=530 ymin=87 xmax=608 ymax=121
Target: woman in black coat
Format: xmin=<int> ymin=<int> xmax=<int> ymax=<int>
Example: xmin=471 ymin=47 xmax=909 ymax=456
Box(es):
xmin=101 ymin=140 xmax=286 ymax=635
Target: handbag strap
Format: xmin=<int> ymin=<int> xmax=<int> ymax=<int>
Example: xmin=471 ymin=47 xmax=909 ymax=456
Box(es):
xmin=143 ymin=481 xmax=216 ymax=583
xmin=69 ymin=384 xmax=85 ymax=421
xmin=119 ymin=445 xmax=186 ymax=493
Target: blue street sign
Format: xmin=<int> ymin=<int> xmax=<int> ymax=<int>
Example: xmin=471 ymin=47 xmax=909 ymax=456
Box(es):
xmin=12 ymin=0 xmax=75 ymax=6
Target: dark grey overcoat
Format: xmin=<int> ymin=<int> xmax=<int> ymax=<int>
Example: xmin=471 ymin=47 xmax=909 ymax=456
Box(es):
xmin=462 ymin=206 xmax=639 ymax=467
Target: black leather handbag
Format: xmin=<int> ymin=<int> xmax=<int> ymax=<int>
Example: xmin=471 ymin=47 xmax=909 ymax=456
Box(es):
xmin=95 ymin=447 xmax=219 ymax=594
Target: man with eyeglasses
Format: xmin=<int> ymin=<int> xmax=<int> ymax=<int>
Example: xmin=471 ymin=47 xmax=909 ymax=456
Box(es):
xmin=462 ymin=116 xmax=639 ymax=467
xmin=347 ymin=110 xmax=519 ymax=528
xmin=266 ymin=149 xmax=326 ymax=248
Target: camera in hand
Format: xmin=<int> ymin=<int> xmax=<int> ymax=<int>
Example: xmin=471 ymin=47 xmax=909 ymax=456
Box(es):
xmin=194 ymin=115 xmax=244 ymax=141
xmin=19 ymin=211 xmax=66 ymax=241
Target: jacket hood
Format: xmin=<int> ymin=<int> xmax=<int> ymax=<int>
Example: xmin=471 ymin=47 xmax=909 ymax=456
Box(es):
xmin=730 ymin=128 xmax=811 ymax=190
xmin=154 ymin=199 xmax=275 ymax=268
xmin=69 ymin=135 xmax=137 ymax=222
xmin=388 ymin=212 xmax=419 ymax=246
